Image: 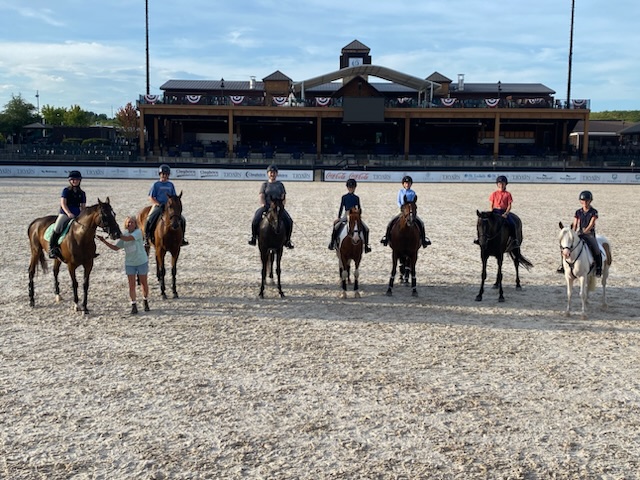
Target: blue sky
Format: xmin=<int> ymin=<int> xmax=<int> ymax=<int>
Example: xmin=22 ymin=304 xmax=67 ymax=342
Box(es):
xmin=1 ymin=0 xmax=638 ymax=116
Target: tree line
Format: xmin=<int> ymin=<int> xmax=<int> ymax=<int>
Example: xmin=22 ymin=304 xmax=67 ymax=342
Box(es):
xmin=0 ymin=94 xmax=138 ymax=144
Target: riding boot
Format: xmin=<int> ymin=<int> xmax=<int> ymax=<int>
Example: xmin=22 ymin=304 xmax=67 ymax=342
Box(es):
xmin=364 ymin=227 xmax=371 ymax=253
xmin=328 ymin=228 xmax=337 ymax=250
xmin=595 ymin=253 xmax=603 ymax=277
xmin=248 ymin=216 xmax=259 ymax=246
xmin=144 ymin=218 xmax=152 ymax=248
xmin=380 ymin=221 xmax=394 ymax=246
xmin=48 ymin=231 xmax=61 ymax=259
xmin=180 ymin=218 xmax=189 ymax=246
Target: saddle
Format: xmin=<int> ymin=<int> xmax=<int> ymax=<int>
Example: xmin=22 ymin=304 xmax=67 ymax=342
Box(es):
xmin=44 ymin=220 xmax=73 ymax=243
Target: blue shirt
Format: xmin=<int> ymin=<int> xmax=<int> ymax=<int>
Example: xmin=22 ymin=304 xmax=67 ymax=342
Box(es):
xmin=397 ymin=187 xmax=417 ymax=208
xmin=338 ymin=192 xmax=362 ymax=217
xmin=60 ymin=186 xmax=86 ymax=216
xmin=149 ymin=180 xmax=177 ymax=205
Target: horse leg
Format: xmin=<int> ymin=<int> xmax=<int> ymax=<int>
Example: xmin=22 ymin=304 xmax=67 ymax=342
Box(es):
xmin=496 ymin=256 xmax=505 ymax=302
xmin=53 ymin=260 xmax=62 ymax=303
xmin=513 ymin=252 xmax=522 ymax=290
xmin=475 ymin=256 xmax=488 ymax=301
xmin=353 ymin=260 xmax=360 ymax=298
xmin=68 ymin=266 xmax=80 ymax=312
xmin=340 ymin=264 xmax=348 ymax=298
xmin=28 ymin=251 xmax=39 ymax=307
xmin=259 ymin=251 xmax=269 ymax=298
xmin=275 ymin=249 xmax=284 ymax=298
xmin=564 ymin=275 xmax=574 ymax=316
xmin=171 ymin=252 xmax=179 ymax=299
xmin=579 ymin=276 xmax=588 ymax=319
xmin=410 ymin=257 xmax=418 ymax=297
xmin=157 ymin=251 xmax=167 ymax=300
xmin=386 ymin=254 xmax=398 ymax=296
xmin=269 ymin=251 xmax=275 ymax=282
xmin=81 ymin=264 xmax=93 ymax=314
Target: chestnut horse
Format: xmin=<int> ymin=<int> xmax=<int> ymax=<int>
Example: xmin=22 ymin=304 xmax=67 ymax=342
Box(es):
xmin=138 ymin=193 xmax=184 ymax=299
xmin=475 ymin=210 xmax=533 ymax=302
xmin=258 ymin=198 xmax=287 ymax=298
xmin=28 ymin=198 xmax=121 ymax=314
xmin=336 ymin=206 xmax=364 ymax=299
xmin=386 ymin=199 xmax=421 ymax=297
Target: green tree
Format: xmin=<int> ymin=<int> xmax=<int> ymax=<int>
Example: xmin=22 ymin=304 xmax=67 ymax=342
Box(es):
xmin=41 ymin=104 xmax=67 ymax=125
xmin=590 ymin=110 xmax=640 ymax=122
xmin=115 ymin=102 xmax=139 ymax=143
xmin=0 ymin=94 xmax=39 ymax=140
xmin=63 ymin=104 xmax=90 ymax=126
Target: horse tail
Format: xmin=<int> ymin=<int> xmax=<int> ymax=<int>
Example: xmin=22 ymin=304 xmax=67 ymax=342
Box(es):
xmin=598 ymin=235 xmax=612 ymax=266
xmin=27 ymin=219 xmax=49 ymax=275
xmin=510 ymin=251 xmax=533 ymax=271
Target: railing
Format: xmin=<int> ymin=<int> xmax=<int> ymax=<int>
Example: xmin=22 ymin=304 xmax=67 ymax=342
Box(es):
xmin=138 ymin=94 xmax=590 ymax=110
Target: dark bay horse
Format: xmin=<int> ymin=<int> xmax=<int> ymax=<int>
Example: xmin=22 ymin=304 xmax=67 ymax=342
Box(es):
xmin=258 ymin=198 xmax=287 ymax=298
xmin=475 ymin=210 xmax=533 ymax=302
xmin=138 ymin=192 xmax=184 ymax=299
xmin=386 ymin=199 xmax=421 ymax=296
xmin=28 ymin=198 xmax=121 ymax=313
xmin=336 ymin=207 xmax=364 ymax=299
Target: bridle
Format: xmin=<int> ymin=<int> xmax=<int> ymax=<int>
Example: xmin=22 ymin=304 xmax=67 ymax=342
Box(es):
xmin=478 ymin=214 xmax=503 ymax=244
xmin=559 ymin=230 xmax=587 ymax=276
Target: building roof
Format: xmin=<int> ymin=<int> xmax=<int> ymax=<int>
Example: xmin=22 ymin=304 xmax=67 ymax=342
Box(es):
xmin=451 ymin=83 xmax=555 ymax=95
xmin=572 ymin=120 xmax=631 ymax=134
xmin=620 ymin=122 xmax=640 ymax=135
xmin=341 ymin=40 xmax=370 ymax=53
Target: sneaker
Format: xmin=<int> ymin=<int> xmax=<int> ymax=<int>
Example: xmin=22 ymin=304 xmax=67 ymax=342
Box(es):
xmin=364 ymin=245 xmax=371 ymax=253
xmin=143 ymin=299 xmax=150 ymax=312
xmin=248 ymin=237 xmax=257 ymax=246
xmin=130 ymin=303 xmax=138 ymax=315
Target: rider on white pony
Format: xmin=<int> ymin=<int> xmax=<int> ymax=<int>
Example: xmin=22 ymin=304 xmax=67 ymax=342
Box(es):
xmin=558 ymin=190 xmax=602 ymax=276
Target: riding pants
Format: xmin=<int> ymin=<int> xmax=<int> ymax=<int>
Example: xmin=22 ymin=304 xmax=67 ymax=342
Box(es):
xmin=580 ymin=233 xmax=602 ymax=272
xmin=49 ymin=213 xmax=72 ymax=249
xmin=252 ymin=206 xmax=293 ymax=242
xmin=492 ymin=209 xmax=520 ymax=244
xmin=385 ymin=215 xmax=428 ymax=243
xmin=331 ymin=217 xmax=370 ymax=246
xmin=145 ymin=205 xmax=187 ymax=242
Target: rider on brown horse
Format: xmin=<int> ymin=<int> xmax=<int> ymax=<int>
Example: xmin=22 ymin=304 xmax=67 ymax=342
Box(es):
xmin=328 ymin=179 xmax=371 ymax=253
xmin=145 ymin=164 xmax=189 ymax=248
xmin=380 ymin=176 xmax=431 ymax=248
xmin=49 ymin=170 xmax=86 ymax=259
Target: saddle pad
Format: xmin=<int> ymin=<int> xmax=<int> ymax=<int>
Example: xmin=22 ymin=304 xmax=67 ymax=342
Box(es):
xmin=44 ymin=221 xmax=73 ymax=242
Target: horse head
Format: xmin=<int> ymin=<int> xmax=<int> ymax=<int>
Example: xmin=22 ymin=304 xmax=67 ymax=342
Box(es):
xmin=400 ymin=200 xmax=417 ymax=227
xmin=346 ymin=206 xmax=363 ymax=243
xmin=558 ymin=222 xmax=579 ymax=259
xmin=476 ymin=210 xmax=504 ymax=248
xmin=97 ymin=197 xmax=121 ymax=239
xmin=165 ymin=192 xmax=183 ymax=230
xmin=266 ymin=198 xmax=284 ymax=232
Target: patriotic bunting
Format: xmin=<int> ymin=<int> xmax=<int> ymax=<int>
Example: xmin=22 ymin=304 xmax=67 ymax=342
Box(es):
xmin=485 ymin=98 xmax=500 ymax=108
xmin=230 ymin=96 xmax=245 ymax=105
xmin=315 ymin=97 xmax=331 ymax=106
xmin=144 ymin=94 xmax=159 ymax=104
xmin=441 ymin=98 xmax=457 ymax=107
xmin=273 ymin=96 xmax=287 ymax=106
xmin=186 ymin=95 xmax=202 ymax=104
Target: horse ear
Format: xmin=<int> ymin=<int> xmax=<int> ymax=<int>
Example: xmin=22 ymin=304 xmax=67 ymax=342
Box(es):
xmin=559 ymin=222 xmax=564 ymax=229
xmin=105 ymin=196 xmax=110 ymax=204
xmin=178 ymin=191 xmax=183 ymax=198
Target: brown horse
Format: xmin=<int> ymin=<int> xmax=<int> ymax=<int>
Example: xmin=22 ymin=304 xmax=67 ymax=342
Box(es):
xmin=28 ymin=198 xmax=121 ymax=313
xmin=336 ymin=207 xmax=364 ymax=299
xmin=258 ymin=198 xmax=287 ymax=298
xmin=386 ymin=199 xmax=421 ymax=296
xmin=138 ymin=192 xmax=184 ymax=299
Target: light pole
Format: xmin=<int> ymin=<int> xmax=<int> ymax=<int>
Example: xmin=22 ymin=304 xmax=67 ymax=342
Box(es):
xmin=145 ymin=0 xmax=150 ymax=94
xmin=567 ymin=0 xmax=575 ymax=109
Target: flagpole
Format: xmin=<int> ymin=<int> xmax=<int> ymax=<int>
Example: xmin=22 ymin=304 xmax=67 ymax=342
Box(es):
xmin=145 ymin=0 xmax=150 ymax=95
xmin=566 ymin=0 xmax=575 ymax=108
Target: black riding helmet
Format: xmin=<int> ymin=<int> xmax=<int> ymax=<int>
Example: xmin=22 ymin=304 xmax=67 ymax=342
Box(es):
xmin=346 ymin=179 xmax=357 ymax=188
xmin=496 ymin=175 xmax=508 ymax=185
xmin=579 ymin=190 xmax=593 ymax=201
xmin=267 ymin=164 xmax=278 ymax=173
xmin=158 ymin=164 xmax=171 ymax=175
xmin=402 ymin=175 xmax=413 ymax=184
xmin=68 ymin=170 xmax=82 ymax=180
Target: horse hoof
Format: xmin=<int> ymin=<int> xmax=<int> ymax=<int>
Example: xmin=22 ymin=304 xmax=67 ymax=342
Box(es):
xmin=354 ymin=291 xmax=361 ymax=299
xmin=279 ymin=292 xmax=285 ymax=298
xmin=339 ymin=291 xmax=347 ymax=299
xmin=475 ymin=295 xmax=482 ymax=302
xmin=55 ymin=295 xmax=62 ymax=304
xmin=499 ymin=297 xmax=505 ymax=303
xmin=386 ymin=290 xmax=393 ymax=296
xmin=161 ymin=293 xmax=168 ymax=300
xmin=492 ymin=284 xmax=499 ymax=290
xmin=516 ymin=285 xmax=522 ymax=290
xmin=172 ymin=293 xmax=179 ymax=299
xmin=411 ymin=291 xmax=418 ymax=297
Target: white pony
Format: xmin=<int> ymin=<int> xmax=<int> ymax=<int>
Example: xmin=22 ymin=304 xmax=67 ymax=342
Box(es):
xmin=558 ymin=222 xmax=612 ymax=318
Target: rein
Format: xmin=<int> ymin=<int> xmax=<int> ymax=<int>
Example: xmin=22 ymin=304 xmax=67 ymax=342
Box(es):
xmin=560 ymin=233 xmax=588 ymax=278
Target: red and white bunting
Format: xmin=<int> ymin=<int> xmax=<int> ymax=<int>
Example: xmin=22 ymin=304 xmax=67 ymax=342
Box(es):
xmin=186 ymin=95 xmax=202 ymax=104
xmin=230 ymin=96 xmax=244 ymax=105
xmin=485 ymin=98 xmax=500 ymax=108
xmin=315 ymin=97 xmax=331 ymax=106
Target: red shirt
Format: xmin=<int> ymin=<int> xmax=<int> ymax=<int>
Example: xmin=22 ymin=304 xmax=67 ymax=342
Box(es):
xmin=489 ymin=190 xmax=513 ymax=211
